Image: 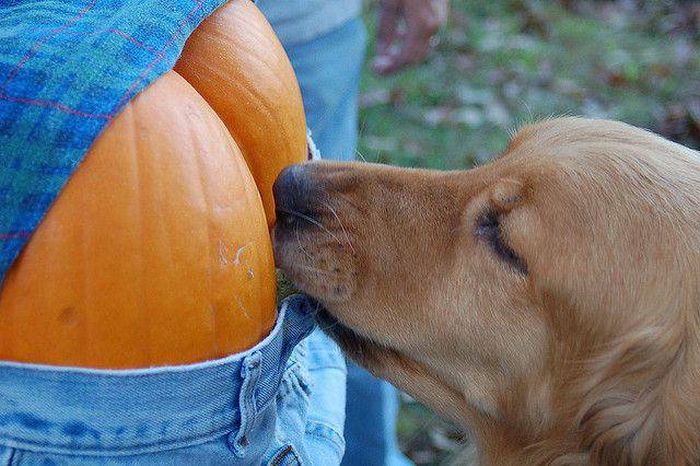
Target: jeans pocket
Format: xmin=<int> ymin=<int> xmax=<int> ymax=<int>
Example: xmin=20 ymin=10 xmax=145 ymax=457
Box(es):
xmin=267 ymin=444 xmax=303 ymax=466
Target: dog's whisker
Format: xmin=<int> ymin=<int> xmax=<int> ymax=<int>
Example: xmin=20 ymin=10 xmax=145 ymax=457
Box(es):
xmin=280 ymin=207 xmax=345 ymax=246
xmin=322 ymin=201 xmax=356 ymax=255
xmin=355 ymin=148 xmax=368 ymax=163
xmin=326 ymin=189 xmax=366 ymax=214
xmin=294 ymin=225 xmax=314 ymax=260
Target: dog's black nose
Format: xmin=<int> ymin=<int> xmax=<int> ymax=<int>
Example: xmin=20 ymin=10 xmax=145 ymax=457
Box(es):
xmin=273 ymin=163 xmax=315 ymax=221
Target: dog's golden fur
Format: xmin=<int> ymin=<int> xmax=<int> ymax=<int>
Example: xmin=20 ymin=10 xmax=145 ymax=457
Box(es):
xmin=272 ymin=117 xmax=700 ymax=465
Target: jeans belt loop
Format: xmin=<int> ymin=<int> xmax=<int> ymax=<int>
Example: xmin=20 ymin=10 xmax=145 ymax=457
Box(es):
xmin=228 ymin=351 xmax=263 ymax=457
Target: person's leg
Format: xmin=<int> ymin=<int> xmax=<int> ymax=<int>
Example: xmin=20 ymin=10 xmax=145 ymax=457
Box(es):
xmin=342 ymin=361 xmax=413 ymax=466
xmin=281 ymin=19 xmax=364 ymax=161
xmin=258 ymin=12 xmax=413 ymax=465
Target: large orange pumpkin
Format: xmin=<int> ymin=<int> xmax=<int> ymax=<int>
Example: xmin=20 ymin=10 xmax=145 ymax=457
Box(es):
xmin=0 ymin=1 xmax=307 ymax=368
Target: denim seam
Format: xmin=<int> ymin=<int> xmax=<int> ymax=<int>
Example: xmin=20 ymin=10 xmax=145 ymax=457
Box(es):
xmin=282 ymin=360 xmax=302 ymax=376
xmin=307 ymin=363 xmax=346 ymax=371
xmin=0 ymin=427 xmax=235 ymax=457
xmin=6 ymin=446 xmax=17 ymax=466
xmin=269 ymin=444 xmax=301 ymax=466
xmin=304 ymin=420 xmax=344 ymax=447
xmin=276 ymin=359 xmax=309 ymax=399
xmin=230 ymin=352 xmax=262 ymax=457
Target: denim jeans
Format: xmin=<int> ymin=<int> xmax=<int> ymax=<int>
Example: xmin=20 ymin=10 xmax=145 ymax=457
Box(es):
xmin=255 ymin=0 xmax=361 ymax=48
xmin=281 ymin=17 xmax=366 ymax=162
xmin=257 ymin=11 xmax=413 ymax=465
xmin=0 ymin=296 xmax=346 ymax=465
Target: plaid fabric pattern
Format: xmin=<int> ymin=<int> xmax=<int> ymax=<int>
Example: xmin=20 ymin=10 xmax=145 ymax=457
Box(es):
xmin=0 ymin=0 xmax=229 ymax=283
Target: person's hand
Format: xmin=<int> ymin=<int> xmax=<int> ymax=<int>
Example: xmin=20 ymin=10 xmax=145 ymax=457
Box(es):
xmin=372 ymin=0 xmax=448 ymax=75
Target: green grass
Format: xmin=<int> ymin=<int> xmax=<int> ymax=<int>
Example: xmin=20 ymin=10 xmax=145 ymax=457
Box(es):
xmin=357 ymin=1 xmax=699 ymax=463
xmin=358 ymin=0 xmax=699 ymax=171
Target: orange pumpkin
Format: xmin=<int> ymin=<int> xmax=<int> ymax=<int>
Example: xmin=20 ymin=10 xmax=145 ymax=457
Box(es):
xmin=0 ymin=1 xmax=307 ymax=368
xmin=175 ymin=0 xmax=307 ymax=226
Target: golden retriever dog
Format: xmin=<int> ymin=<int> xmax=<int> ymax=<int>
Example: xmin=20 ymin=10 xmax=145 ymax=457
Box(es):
xmin=272 ymin=117 xmax=700 ymax=465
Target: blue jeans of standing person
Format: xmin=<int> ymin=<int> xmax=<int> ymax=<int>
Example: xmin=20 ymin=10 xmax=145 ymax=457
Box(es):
xmin=258 ymin=4 xmax=413 ymax=464
xmin=0 ymin=297 xmax=347 ymax=464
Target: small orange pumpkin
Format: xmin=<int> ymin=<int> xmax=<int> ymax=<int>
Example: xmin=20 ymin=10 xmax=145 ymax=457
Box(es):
xmin=0 ymin=0 xmax=307 ymax=368
xmin=175 ymin=0 xmax=307 ymax=226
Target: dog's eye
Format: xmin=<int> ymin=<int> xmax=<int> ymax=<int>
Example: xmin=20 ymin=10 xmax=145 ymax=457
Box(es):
xmin=475 ymin=211 xmax=528 ymax=274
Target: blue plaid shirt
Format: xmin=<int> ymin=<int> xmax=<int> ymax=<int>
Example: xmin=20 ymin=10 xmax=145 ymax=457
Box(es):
xmin=0 ymin=0 xmax=228 ymax=283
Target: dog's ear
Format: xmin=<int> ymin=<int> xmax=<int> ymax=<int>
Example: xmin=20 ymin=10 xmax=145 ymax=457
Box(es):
xmin=490 ymin=178 xmax=524 ymax=213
